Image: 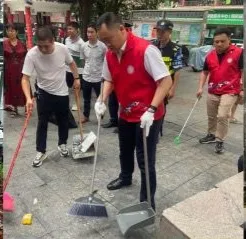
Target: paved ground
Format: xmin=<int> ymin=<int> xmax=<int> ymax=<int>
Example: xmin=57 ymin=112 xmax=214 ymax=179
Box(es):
xmin=3 ymin=67 xmax=243 ymax=239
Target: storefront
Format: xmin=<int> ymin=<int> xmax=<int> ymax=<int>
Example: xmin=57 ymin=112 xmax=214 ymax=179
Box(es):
xmin=131 ymin=8 xmax=208 ymax=47
xmin=4 ymin=0 xmax=72 ymax=45
xmin=204 ymin=8 xmax=243 ymax=45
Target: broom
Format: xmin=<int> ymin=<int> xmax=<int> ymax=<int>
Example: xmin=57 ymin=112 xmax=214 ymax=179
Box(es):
xmin=3 ymin=109 xmax=32 ymax=212
xmin=74 ymin=88 xmax=96 ymax=153
xmin=174 ymin=96 xmax=201 ymax=145
xmin=68 ymin=81 xmax=107 ymax=217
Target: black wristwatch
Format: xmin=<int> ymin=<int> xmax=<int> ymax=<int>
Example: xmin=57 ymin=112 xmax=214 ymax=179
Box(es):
xmin=148 ymin=105 xmax=157 ymax=113
xmin=74 ymin=77 xmax=80 ymax=80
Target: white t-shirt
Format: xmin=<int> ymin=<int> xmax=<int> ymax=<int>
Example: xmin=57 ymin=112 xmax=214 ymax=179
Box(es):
xmin=65 ymin=36 xmax=84 ymax=74
xmin=102 ymin=44 xmax=170 ymax=82
xmin=80 ymin=40 xmax=107 ymax=83
xmin=22 ymin=42 xmax=73 ymax=96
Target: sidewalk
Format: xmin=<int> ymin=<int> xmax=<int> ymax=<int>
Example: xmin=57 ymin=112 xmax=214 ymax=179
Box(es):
xmin=3 ymin=68 xmax=243 ymax=238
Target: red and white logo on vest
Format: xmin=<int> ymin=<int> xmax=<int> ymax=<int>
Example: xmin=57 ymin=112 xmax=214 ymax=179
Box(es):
xmin=127 ymin=65 xmax=135 ymax=74
xmin=227 ymin=58 xmax=233 ymax=64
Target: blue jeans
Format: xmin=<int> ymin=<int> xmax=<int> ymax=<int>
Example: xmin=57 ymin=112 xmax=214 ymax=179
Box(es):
xmin=118 ymin=118 xmax=162 ymax=209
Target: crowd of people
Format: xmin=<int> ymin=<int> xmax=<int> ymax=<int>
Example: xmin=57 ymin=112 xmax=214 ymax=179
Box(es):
xmin=3 ymin=12 xmax=243 ymax=210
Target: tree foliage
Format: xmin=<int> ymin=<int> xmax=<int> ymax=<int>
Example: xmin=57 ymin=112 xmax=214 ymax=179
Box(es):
xmin=58 ymin=0 xmax=164 ymax=39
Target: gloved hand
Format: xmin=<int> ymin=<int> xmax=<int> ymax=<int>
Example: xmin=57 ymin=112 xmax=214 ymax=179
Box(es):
xmin=140 ymin=110 xmax=154 ymax=137
xmin=94 ymin=101 xmax=107 ymax=119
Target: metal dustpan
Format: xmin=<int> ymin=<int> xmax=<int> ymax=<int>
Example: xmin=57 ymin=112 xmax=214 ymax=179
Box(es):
xmin=116 ymin=202 xmax=155 ymax=236
xmin=117 ymin=127 xmax=156 ymax=236
xmin=72 ymin=89 xmax=96 ymax=159
xmin=72 ymin=133 xmax=96 ymax=159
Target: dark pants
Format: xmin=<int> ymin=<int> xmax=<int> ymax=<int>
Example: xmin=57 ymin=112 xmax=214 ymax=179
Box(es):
xmin=238 ymin=154 xmax=244 ymax=173
xmin=82 ymin=79 xmax=101 ymax=118
xmin=66 ymin=72 xmax=82 ymax=88
xmin=36 ymin=88 xmax=69 ymax=153
xmin=160 ymin=98 xmax=168 ymax=137
xmin=118 ymin=118 xmax=162 ymax=209
xmin=108 ymin=91 xmax=119 ymax=123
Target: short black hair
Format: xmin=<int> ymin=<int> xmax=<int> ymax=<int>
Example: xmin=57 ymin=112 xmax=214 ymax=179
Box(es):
xmin=214 ymin=28 xmax=231 ymax=38
xmin=6 ymin=23 xmax=19 ymax=32
xmin=87 ymin=22 xmax=97 ymax=32
xmin=67 ymin=21 xmax=79 ymax=29
xmin=96 ymin=12 xmax=123 ymax=30
xmin=36 ymin=26 xmax=54 ymax=41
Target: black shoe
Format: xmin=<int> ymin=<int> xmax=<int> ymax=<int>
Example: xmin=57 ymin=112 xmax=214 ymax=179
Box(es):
xmin=215 ymin=141 xmax=224 ymax=154
xmin=107 ymin=178 xmax=132 ymax=190
xmin=199 ymin=134 xmax=216 ymax=144
xmin=102 ymin=121 xmax=118 ymax=128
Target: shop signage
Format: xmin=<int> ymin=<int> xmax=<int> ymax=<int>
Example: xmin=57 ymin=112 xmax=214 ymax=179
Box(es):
xmin=207 ymin=11 xmax=243 ymax=25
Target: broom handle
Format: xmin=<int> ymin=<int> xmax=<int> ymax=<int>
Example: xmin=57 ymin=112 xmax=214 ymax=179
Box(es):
xmin=74 ymin=89 xmax=83 ymax=140
xmin=178 ymin=97 xmax=200 ymax=138
xmin=3 ymin=108 xmax=32 ymax=191
xmin=143 ymin=127 xmax=151 ymax=207
xmin=90 ymin=80 xmax=104 ymax=195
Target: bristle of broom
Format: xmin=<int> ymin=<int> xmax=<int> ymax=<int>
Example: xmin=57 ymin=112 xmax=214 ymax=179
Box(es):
xmin=69 ymin=203 xmax=108 ymax=217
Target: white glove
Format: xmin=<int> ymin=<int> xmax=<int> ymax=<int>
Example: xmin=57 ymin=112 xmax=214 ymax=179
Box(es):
xmin=140 ymin=110 xmax=154 ymax=137
xmin=94 ymin=101 xmax=107 ymax=119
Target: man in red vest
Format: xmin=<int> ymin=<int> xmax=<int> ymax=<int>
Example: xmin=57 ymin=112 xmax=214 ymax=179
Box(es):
xmin=95 ymin=12 xmax=172 ymax=210
xmin=197 ymin=28 xmax=243 ymax=154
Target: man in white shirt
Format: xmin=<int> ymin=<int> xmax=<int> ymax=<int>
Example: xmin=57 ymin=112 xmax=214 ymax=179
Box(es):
xmin=80 ymin=23 xmax=107 ymax=123
xmin=94 ymin=12 xmax=172 ymax=210
xmin=65 ymin=22 xmax=84 ymax=111
xmin=22 ymin=26 xmax=80 ymax=167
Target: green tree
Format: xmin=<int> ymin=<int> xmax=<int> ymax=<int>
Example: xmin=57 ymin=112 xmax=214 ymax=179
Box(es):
xmin=58 ymin=0 xmax=164 ymax=39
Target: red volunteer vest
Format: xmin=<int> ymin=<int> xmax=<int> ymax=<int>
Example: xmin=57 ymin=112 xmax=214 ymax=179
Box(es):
xmin=206 ymin=45 xmax=242 ymax=95
xmin=106 ymin=33 xmax=164 ymax=122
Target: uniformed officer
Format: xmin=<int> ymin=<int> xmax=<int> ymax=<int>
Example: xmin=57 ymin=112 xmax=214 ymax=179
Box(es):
xmin=153 ymin=19 xmax=183 ymax=101
xmin=152 ymin=19 xmax=183 ymax=135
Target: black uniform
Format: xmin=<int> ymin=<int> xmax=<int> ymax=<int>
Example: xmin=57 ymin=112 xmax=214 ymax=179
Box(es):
xmin=152 ymin=39 xmax=183 ymax=81
xmin=152 ymin=40 xmax=183 ymax=136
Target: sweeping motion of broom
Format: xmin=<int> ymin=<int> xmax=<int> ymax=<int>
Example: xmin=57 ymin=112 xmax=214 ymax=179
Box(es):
xmin=3 ymin=107 xmax=33 ymax=212
xmin=69 ymin=80 xmax=107 ymax=217
xmin=174 ymin=96 xmax=201 ymax=145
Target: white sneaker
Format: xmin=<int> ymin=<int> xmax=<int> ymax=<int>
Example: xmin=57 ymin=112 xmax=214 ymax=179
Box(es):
xmin=32 ymin=152 xmax=47 ymax=167
xmin=58 ymin=144 xmax=69 ymax=157
xmin=71 ymin=104 xmax=78 ymax=111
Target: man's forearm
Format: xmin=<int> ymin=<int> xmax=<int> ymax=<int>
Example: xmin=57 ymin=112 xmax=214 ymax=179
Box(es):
xmin=69 ymin=61 xmax=79 ymax=78
xmin=101 ymin=80 xmax=114 ymax=103
xmin=198 ymin=71 xmax=208 ymax=89
xmin=151 ymin=76 xmax=172 ymax=107
xmin=21 ymin=75 xmax=32 ymax=100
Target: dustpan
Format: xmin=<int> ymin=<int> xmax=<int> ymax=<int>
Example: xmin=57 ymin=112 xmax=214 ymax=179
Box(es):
xmin=72 ymin=89 xmax=96 ymax=159
xmin=117 ymin=127 xmax=156 ymax=236
xmin=72 ymin=133 xmax=96 ymax=159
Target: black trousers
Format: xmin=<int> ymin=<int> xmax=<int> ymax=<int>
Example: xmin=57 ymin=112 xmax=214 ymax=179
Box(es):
xmin=82 ymin=79 xmax=101 ymax=118
xmin=118 ymin=118 xmax=162 ymax=209
xmin=66 ymin=72 xmax=82 ymax=88
xmin=36 ymin=88 xmax=69 ymax=153
xmin=108 ymin=91 xmax=119 ymax=123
